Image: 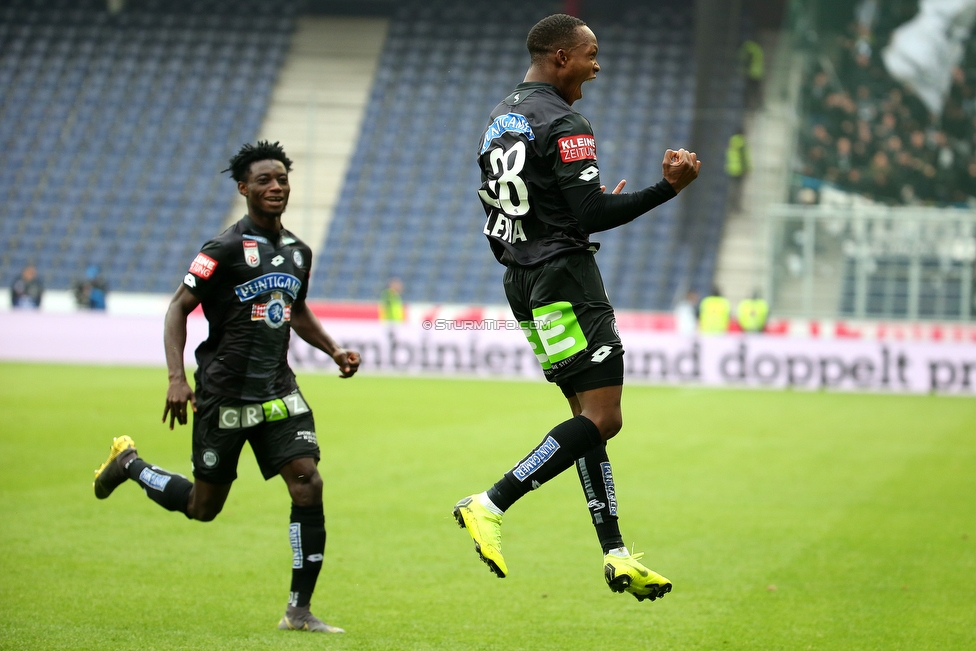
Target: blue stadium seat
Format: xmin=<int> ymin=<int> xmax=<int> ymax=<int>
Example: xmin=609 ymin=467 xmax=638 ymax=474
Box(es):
xmin=0 ymin=0 xmax=296 ymax=291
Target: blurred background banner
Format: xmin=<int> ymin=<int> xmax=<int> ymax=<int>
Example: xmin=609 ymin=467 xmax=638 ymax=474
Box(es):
xmin=3 ymin=310 xmax=972 ymax=394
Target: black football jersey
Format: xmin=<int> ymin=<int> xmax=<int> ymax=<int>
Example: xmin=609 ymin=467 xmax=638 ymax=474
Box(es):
xmin=477 ymin=81 xmax=603 ymax=267
xmin=182 ymin=215 xmax=312 ymax=402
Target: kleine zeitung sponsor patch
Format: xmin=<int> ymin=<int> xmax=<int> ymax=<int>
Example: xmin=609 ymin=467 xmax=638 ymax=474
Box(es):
xmin=189 ymin=253 xmax=217 ymax=279
xmin=558 ymin=134 xmax=597 ymax=162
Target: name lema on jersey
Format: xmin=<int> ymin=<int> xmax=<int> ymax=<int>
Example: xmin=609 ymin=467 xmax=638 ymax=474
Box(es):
xmin=484 ymin=213 xmax=527 ymax=244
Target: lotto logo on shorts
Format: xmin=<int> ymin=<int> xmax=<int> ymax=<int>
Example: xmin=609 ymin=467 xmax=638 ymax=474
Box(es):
xmin=188 ymin=253 xmax=217 ymax=279
xmin=558 ymin=135 xmax=597 ymax=162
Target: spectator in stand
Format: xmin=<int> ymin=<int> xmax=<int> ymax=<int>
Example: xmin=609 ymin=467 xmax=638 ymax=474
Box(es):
xmin=854 ymin=85 xmax=878 ymax=123
xmin=674 ymin=290 xmax=699 ymax=336
xmin=73 ymin=264 xmax=108 ymax=311
xmin=961 ymin=161 xmax=976 ymax=202
xmin=10 ymin=263 xmax=43 ymax=309
xmin=867 ymin=150 xmax=897 ymax=202
xmin=825 ymin=136 xmax=854 ymax=184
xmin=807 ymin=70 xmax=831 ymax=116
xmin=823 ymin=90 xmax=854 ymax=135
xmin=945 ymin=67 xmax=972 ymax=140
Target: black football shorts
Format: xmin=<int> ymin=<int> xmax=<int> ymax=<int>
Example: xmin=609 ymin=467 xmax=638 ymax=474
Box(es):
xmin=503 ymin=250 xmax=625 ymax=395
xmin=190 ymin=386 xmax=320 ymax=484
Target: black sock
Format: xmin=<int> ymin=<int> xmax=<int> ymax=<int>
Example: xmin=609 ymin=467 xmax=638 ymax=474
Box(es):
xmin=288 ymin=503 xmax=326 ymax=608
xmin=125 ymin=458 xmax=192 ymax=515
xmin=576 ymin=444 xmax=624 ymax=554
xmin=486 ymin=415 xmax=603 ymax=512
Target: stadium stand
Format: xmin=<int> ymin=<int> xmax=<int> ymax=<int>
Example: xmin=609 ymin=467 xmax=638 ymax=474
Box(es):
xmin=796 ymin=0 xmax=976 ymax=207
xmin=791 ymin=1 xmax=976 ymax=320
xmin=0 ymin=0 xmax=296 ymax=293
xmin=311 ymin=0 xmax=741 ymax=309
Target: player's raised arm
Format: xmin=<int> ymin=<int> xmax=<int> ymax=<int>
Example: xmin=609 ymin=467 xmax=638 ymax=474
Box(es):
xmin=290 ymin=301 xmax=361 ymax=378
xmin=162 ymin=284 xmax=200 ymax=429
xmin=564 ymin=148 xmax=701 ymax=234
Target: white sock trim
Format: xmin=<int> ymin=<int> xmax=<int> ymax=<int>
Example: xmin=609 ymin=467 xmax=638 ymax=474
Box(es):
xmin=478 ymin=492 xmax=504 ymax=515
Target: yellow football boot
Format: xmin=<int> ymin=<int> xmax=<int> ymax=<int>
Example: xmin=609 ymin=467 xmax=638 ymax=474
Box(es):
xmin=453 ymin=495 xmax=508 ymax=578
xmin=604 ymin=550 xmax=672 ymax=602
xmin=93 ymin=436 xmax=138 ymax=499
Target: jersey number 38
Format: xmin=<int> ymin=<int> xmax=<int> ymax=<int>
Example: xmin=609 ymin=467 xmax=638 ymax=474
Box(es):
xmin=479 ymin=141 xmax=530 ymax=217
xmin=480 ymin=141 xmax=530 ymax=244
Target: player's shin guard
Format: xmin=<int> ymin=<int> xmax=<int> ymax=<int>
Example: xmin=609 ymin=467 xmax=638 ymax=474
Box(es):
xmin=288 ymin=503 xmax=326 ymax=609
xmin=576 ymin=444 xmax=624 ymax=554
xmin=126 ymin=458 xmax=192 ymax=514
xmin=486 ymin=415 xmax=603 ymax=512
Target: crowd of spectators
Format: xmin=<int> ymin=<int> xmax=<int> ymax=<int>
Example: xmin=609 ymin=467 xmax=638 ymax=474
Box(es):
xmin=798 ymin=0 xmax=976 ymax=206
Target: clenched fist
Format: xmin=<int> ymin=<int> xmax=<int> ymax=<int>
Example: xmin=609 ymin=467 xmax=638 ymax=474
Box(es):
xmin=663 ymin=148 xmax=701 ymax=193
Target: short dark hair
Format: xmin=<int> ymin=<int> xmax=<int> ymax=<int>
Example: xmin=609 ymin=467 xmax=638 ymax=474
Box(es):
xmin=223 ymin=140 xmax=294 ymax=182
xmin=526 ymin=14 xmax=587 ymax=63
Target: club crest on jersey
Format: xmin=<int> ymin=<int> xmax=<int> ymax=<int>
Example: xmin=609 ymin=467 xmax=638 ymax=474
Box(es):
xmin=234 ymin=273 xmax=302 ymax=302
xmin=243 ymin=240 xmax=261 ymax=267
xmin=480 ymin=113 xmax=535 ymax=154
xmin=251 ymin=291 xmax=291 ymax=328
xmin=558 ymin=134 xmax=597 ymax=162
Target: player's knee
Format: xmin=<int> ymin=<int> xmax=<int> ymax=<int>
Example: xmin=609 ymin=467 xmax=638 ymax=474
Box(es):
xmin=185 ymin=485 xmax=227 ymax=522
xmin=188 ymin=501 xmax=223 ymax=522
xmin=195 ymin=508 xmax=221 ymax=522
xmin=287 ymin=468 xmax=323 ymax=505
xmin=589 ymin=411 xmax=622 ymax=440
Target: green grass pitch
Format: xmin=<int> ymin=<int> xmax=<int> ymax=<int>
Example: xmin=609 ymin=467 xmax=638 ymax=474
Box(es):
xmin=1 ymin=362 xmax=974 ymax=650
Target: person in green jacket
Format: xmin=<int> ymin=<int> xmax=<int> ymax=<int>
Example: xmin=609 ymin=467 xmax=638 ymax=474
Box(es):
xmin=379 ymin=277 xmax=405 ymax=322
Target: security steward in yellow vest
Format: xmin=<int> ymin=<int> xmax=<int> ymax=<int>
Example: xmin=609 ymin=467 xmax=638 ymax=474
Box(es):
xmin=737 ymin=296 xmax=769 ymax=333
xmin=699 ymin=294 xmax=731 ymax=334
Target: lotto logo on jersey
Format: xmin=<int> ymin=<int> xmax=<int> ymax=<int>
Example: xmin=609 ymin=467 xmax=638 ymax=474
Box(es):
xmin=188 ymin=253 xmax=217 ymax=279
xmin=558 ymin=135 xmax=597 ymax=162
